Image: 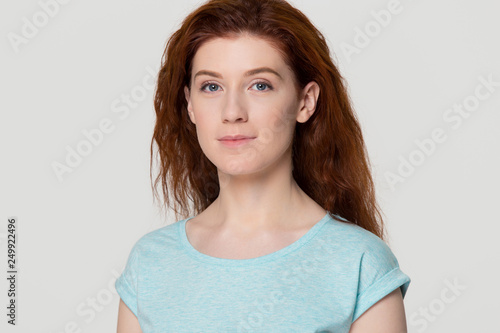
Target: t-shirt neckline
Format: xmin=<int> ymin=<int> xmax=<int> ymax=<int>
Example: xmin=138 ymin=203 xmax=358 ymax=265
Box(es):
xmin=178 ymin=212 xmax=332 ymax=266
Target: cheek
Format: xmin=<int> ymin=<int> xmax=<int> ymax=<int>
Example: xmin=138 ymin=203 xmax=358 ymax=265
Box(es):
xmin=194 ymin=117 xmax=215 ymax=144
xmin=188 ymin=107 xmax=213 ymax=143
xmin=254 ymin=107 xmax=296 ymax=148
xmin=190 ymin=98 xmax=216 ymax=128
xmin=262 ymin=99 xmax=297 ymax=133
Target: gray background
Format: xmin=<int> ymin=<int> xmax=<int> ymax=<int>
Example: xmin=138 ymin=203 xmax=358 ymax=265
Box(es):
xmin=1 ymin=0 xmax=499 ymax=332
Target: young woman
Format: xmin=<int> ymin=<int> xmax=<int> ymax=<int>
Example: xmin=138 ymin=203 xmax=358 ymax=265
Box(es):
xmin=116 ymin=0 xmax=411 ymax=332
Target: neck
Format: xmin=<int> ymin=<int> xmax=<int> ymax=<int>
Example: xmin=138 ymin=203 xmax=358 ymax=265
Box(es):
xmin=210 ymin=149 xmax=308 ymax=234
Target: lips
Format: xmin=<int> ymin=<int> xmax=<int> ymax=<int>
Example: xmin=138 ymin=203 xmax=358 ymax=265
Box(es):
xmin=218 ymin=135 xmax=256 ymax=141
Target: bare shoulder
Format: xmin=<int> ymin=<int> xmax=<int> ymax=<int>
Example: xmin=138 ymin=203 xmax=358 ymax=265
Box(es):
xmin=349 ymin=287 xmax=407 ymax=333
xmin=117 ymin=299 xmax=142 ymax=333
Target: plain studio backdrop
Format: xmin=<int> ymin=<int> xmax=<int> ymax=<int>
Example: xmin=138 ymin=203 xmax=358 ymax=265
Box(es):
xmin=1 ymin=0 xmax=499 ymax=332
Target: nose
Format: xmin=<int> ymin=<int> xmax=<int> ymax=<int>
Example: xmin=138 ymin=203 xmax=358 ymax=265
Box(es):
xmin=221 ymin=89 xmax=248 ymax=123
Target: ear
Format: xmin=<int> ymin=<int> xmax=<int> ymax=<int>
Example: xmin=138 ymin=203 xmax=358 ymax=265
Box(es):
xmin=296 ymin=81 xmax=320 ymax=124
xmin=184 ymin=85 xmax=196 ymax=124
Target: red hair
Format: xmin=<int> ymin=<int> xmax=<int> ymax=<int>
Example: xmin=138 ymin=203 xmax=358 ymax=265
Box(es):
xmin=150 ymin=0 xmax=386 ymax=240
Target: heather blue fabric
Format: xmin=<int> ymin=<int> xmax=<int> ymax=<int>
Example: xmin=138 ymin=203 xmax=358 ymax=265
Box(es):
xmin=115 ymin=212 xmax=410 ymax=332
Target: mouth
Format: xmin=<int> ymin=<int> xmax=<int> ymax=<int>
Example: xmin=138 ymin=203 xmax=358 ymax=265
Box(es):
xmin=218 ymin=137 xmax=256 ymax=148
xmin=218 ymin=135 xmax=256 ymax=141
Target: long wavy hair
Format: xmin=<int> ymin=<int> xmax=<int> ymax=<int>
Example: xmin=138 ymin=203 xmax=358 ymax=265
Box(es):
xmin=150 ymin=0 xmax=386 ymax=240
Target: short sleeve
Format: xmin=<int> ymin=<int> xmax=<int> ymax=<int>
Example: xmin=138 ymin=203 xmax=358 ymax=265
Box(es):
xmin=351 ymin=237 xmax=411 ymax=322
xmin=115 ymin=242 xmax=141 ymax=317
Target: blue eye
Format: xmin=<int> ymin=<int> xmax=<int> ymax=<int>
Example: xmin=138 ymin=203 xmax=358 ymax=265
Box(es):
xmin=252 ymin=82 xmax=273 ymax=91
xmin=201 ymin=83 xmax=220 ymax=92
xmin=200 ymin=81 xmax=273 ymax=93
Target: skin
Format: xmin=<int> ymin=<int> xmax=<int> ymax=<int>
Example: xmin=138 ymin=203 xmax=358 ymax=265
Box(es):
xmin=184 ymin=34 xmax=325 ymax=237
xmin=116 ymin=34 xmax=408 ymax=332
xmin=117 ymin=299 xmax=142 ymax=333
xmin=349 ymin=288 xmax=408 ymax=333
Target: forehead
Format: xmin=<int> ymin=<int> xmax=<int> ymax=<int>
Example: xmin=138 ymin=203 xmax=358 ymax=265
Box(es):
xmin=191 ymin=35 xmax=289 ymax=73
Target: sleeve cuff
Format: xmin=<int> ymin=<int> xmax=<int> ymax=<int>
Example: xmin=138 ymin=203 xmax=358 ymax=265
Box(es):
xmin=115 ymin=274 xmax=138 ymax=318
xmin=352 ymin=266 xmax=411 ymax=322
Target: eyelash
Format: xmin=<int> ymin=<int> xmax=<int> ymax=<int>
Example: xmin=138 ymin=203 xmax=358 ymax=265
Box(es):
xmin=199 ymin=81 xmax=274 ymax=93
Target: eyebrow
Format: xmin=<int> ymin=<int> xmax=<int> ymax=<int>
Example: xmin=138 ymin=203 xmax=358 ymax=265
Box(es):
xmin=194 ymin=67 xmax=283 ymax=81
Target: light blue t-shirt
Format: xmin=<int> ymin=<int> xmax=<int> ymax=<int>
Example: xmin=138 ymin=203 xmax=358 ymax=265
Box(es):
xmin=115 ymin=212 xmax=410 ymax=332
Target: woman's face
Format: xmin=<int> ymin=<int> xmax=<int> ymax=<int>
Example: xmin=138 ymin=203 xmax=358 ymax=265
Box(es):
xmin=184 ymin=34 xmax=314 ymax=176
